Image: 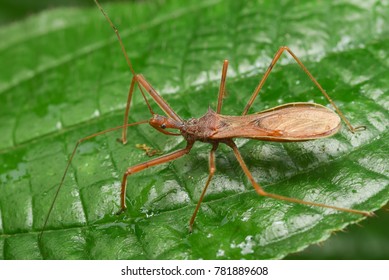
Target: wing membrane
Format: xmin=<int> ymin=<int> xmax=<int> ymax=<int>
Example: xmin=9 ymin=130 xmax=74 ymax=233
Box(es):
xmin=212 ymin=103 xmax=341 ymax=141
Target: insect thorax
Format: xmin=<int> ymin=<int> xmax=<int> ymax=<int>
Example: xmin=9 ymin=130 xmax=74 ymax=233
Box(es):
xmin=181 ymin=108 xmax=220 ymax=142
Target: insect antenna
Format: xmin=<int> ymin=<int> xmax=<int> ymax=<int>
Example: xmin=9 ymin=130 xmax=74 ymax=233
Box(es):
xmin=95 ymin=0 xmax=158 ymax=117
xmin=94 ymin=0 xmax=136 ymax=77
xmin=216 ymin=60 xmax=229 ymax=114
xmin=39 ymin=120 xmax=149 ymax=241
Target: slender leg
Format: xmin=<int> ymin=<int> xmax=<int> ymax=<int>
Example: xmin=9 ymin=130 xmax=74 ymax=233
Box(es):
xmin=39 ymin=120 xmax=149 ymax=240
xmin=226 ymin=140 xmax=373 ymax=217
xmin=189 ymin=143 xmax=218 ymax=232
xmin=119 ymin=142 xmax=194 ymax=213
xmin=216 ymin=60 xmax=229 ymax=114
xmin=119 ymin=74 xmax=182 ymax=145
xmin=95 ymin=0 xmax=183 ymax=143
xmin=242 ymin=46 xmax=365 ymax=133
xmin=119 ymin=76 xmax=137 ymax=144
xmin=136 ymin=74 xmax=182 ymax=122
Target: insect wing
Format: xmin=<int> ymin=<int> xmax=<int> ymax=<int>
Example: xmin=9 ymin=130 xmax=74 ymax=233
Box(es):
xmin=213 ymin=103 xmax=341 ymax=141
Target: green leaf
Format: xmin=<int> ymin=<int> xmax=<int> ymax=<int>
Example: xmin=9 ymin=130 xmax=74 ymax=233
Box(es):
xmin=0 ymin=0 xmax=388 ymax=260
xmin=286 ymin=206 xmax=389 ymax=259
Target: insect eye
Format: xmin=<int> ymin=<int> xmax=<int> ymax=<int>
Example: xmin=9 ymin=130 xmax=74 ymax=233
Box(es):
xmin=161 ymin=124 xmax=166 ymax=129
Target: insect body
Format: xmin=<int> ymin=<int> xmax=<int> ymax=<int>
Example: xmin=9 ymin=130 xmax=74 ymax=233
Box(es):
xmin=40 ymin=1 xmax=372 ymax=238
xmin=191 ymin=103 xmax=341 ymax=142
xmin=152 ymin=102 xmax=340 ymax=143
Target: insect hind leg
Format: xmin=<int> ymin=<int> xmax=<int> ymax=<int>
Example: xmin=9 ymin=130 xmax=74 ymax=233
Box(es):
xmin=227 ymin=140 xmax=373 ymax=217
xmin=242 ymin=46 xmax=365 ymax=133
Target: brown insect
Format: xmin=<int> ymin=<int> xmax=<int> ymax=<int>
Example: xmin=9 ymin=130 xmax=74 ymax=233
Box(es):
xmin=40 ymin=0 xmax=373 ymax=238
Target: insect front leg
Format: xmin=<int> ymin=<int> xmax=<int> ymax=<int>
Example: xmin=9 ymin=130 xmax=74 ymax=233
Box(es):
xmin=118 ymin=142 xmax=194 ymax=214
xmin=119 ymin=74 xmax=183 ymax=145
xmin=242 ymin=46 xmax=365 ymax=133
xmin=95 ymin=0 xmax=183 ymax=142
xmin=119 ymin=75 xmax=138 ymax=145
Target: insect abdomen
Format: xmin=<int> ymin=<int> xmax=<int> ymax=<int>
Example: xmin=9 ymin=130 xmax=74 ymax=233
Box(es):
xmin=212 ymin=102 xmax=341 ymax=141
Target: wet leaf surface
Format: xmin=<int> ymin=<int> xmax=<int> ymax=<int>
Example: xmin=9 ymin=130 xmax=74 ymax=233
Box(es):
xmin=0 ymin=0 xmax=388 ymax=259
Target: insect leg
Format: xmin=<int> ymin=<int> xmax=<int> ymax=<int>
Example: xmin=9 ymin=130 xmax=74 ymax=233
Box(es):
xmin=118 ymin=141 xmax=194 ymax=213
xmin=227 ymin=140 xmax=373 ymax=217
xmin=242 ymin=46 xmax=365 ymax=133
xmin=95 ymin=0 xmax=183 ymax=142
xmin=189 ymin=143 xmax=218 ymax=232
xmin=39 ymin=119 xmax=149 ymax=240
xmin=136 ymin=74 xmax=182 ymax=122
xmin=119 ymin=76 xmax=138 ymax=144
xmin=118 ymin=75 xmax=183 ymax=144
xmin=117 ymin=74 xmax=162 ymax=144
xmin=216 ymin=60 xmax=229 ymax=114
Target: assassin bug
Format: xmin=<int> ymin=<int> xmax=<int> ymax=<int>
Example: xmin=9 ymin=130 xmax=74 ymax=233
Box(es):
xmin=40 ymin=0 xmax=373 ymax=238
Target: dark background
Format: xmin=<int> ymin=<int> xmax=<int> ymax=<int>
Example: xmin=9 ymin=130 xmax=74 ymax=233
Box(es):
xmin=0 ymin=0 xmax=128 ymax=25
